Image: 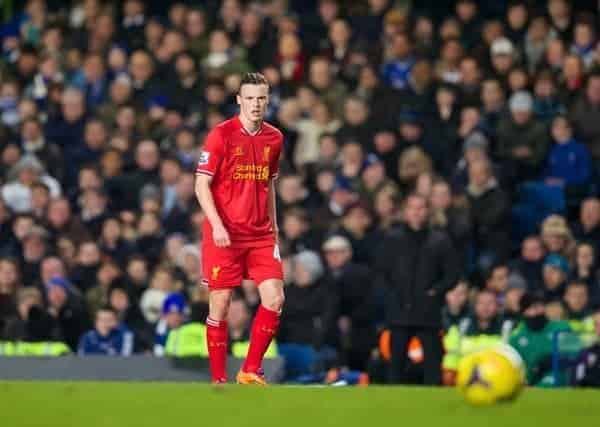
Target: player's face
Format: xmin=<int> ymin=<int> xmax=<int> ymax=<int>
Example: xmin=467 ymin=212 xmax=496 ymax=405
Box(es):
xmin=237 ymin=83 xmax=269 ymax=123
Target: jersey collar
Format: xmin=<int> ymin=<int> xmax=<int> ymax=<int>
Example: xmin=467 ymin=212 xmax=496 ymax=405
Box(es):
xmin=235 ymin=115 xmax=263 ymax=136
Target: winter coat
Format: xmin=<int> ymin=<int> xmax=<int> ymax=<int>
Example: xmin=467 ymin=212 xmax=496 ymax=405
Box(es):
xmin=374 ymin=224 xmax=460 ymax=327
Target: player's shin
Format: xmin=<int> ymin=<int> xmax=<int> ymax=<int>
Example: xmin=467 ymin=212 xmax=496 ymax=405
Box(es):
xmin=242 ymin=305 xmax=280 ymax=374
xmin=206 ymin=317 xmax=228 ymax=383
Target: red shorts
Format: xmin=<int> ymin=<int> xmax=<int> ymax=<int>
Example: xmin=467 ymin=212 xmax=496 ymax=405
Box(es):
xmin=201 ymin=241 xmax=283 ymax=290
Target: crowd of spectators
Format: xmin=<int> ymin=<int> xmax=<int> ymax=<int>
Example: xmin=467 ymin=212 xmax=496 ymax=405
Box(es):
xmin=1 ymin=0 xmax=600 ymax=385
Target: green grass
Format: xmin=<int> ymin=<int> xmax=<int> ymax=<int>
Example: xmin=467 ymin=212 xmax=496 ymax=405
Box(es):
xmin=2 ymin=382 xmax=600 ymax=427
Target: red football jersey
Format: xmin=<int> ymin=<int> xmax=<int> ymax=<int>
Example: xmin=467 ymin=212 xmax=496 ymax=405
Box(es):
xmin=196 ymin=116 xmax=283 ymax=247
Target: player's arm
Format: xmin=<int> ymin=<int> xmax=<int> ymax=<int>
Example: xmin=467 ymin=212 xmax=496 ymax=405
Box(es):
xmin=268 ymin=136 xmax=283 ymax=246
xmin=195 ymin=174 xmax=230 ymax=247
xmin=195 ymin=129 xmax=230 ymax=247
xmin=267 ymin=178 xmax=278 ymax=244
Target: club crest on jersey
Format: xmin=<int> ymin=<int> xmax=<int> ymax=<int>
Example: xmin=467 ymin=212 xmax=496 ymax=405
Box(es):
xmin=198 ymin=151 xmax=210 ymax=165
xmin=263 ymin=146 xmax=271 ymax=161
xmin=211 ymin=265 xmax=221 ymax=280
xmin=233 ymin=146 xmax=244 ymax=156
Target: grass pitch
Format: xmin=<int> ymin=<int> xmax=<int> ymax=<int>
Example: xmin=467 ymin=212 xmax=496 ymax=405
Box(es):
xmin=2 ymin=382 xmax=599 ymax=427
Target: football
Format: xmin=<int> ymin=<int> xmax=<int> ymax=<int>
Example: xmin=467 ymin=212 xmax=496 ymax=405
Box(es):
xmin=456 ymin=344 xmax=526 ymax=406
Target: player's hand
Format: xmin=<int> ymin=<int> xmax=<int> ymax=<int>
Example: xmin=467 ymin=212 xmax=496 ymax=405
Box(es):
xmin=213 ymin=224 xmax=231 ymax=247
xmin=273 ymin=244 xmax=281 ymax=261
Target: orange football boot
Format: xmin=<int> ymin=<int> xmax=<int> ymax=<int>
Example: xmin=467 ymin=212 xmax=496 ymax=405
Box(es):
xmin=236 ymin=370 xmax=267 ymax=385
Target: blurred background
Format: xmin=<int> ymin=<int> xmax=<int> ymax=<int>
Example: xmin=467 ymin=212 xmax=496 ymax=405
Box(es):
xmin=1 ymin=0 xmax=600 ymax=387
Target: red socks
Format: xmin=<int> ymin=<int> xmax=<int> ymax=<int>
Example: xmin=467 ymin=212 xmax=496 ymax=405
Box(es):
xmin=243 ymin=305 xmax=280 ymax=374
xmin=206 ymin=317 xmax=228 ymax=382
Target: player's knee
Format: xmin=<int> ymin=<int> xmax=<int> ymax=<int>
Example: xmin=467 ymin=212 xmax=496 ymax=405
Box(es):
xmin=264 ymin=291 xmax=285 ymax=312
xmin=209 ymin=291 xmax=232 ymax=321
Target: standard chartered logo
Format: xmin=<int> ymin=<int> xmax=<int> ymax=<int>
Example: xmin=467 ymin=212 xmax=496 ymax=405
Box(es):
xmin=233 ymin=164 xmax=270 ymax=181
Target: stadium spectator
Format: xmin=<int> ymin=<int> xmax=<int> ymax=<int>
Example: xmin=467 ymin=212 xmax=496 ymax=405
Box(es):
xmin=543 ymin=115 xmax=592 ymax=190
xmin=572 ymin=197 xmax=600 ymax=254
xmin=467 ymin=158 xmax=512 ymax=269
xmin=510 ymin=292 xmax=572 ymax=386
xmin=78 ymin=305 xmax=134 ymax=356
xmin=321 ymin=235 xmax=376 ymax=371
xmin=497 ymin=91 xmax=549 ymax=184
xmin=278 ymin=251 xmax=337 ymax=377
xmin=154 ymin=292 xmax=186 ymax=356
xmin=541 ymin=214 xmax=576 ymax=259
xmin=564 ymin=281 xmax=593 ymax=333
xmin=375 ymin=193 xmax=459 ymax=385
xmin=442 ymin=280 xmax=470 ymax=331
xmin=542 ymin=254 xmax=570 ymax=302
xmin=46 ymin=276 xmax=89 ymax=346
xmin=443 ymin=290 xmax=505 ymax=375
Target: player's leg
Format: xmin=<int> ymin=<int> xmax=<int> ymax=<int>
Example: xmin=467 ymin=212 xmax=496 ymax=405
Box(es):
xmin=239 ymin=245 xmax=284 ymax=383
xmin=202 ymin=243 xmax=244 ymax=383
xmin=417 ymin=327 xmax=443 ymax=385
xmin=206 ymin=288 xmax=233 ymax=383
xmin=388 ymin=326 xmax=411 ymax=384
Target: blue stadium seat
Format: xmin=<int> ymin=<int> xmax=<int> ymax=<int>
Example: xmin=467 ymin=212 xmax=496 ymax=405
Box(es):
xmin=511 ymin=181 xmax=566 ymax=245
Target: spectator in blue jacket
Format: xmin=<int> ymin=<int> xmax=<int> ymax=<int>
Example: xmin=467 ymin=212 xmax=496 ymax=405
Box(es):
xmin=381 ymin=33 xmax=415 ymax=90
xmin=544 ymin=115 xmax=592 ymax=187
xmin=78 ymin=306 xmax=134 ymax=356
xmin=153 ymin=293 xmax=186 ymax=356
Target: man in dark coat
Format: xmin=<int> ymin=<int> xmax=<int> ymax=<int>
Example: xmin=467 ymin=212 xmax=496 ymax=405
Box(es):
xmin=321 ymin=235 xmax=376 ymax=371
xmin=467 ymin=158 xmax=512 ymax=270
xmin=375 ymin=193 xmax=460 ymax=385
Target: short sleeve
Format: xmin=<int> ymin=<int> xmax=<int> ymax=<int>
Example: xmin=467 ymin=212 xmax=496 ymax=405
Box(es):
xmin=196 ymin=128 xmax=225 ymax=177
xmin=270 ymin=134 xmax=283 ymax=180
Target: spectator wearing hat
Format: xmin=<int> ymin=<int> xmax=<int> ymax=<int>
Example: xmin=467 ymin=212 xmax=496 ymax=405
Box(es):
xmin=46 ymin=276 xmax=90 ymax=351
xmin=496 ymin=90 xmax=550 ymax=184
xmin=541 ymin=214 xmax=576 ymax=259
xmin=375 ymin=193 xmax=459 ymax=385
xmin=154 ymin=292 xmax=186 ymax=356
xmin=321 ymin=235 xmax=376 ymax=370
xmin=278 ymin=251 xmax=338 ymax=376
xmin=542 ymin=254 xmax=570 ymax=302
xmin=490 ymin=37 xmax=516 ymax=85
xmin=78 ymin=305 xmax=134 ymax=356
xmin=510 ymin=292 xmax=572 ymax=386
